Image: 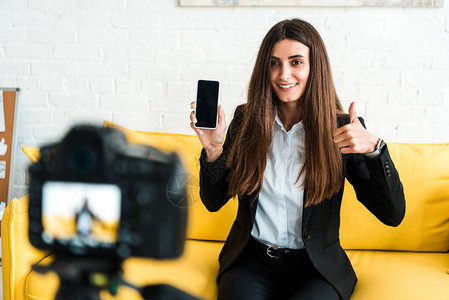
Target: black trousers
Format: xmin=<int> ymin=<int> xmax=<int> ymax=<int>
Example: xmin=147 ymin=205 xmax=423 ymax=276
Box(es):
xmin=217 ymin=237 xmax=340 ymax=300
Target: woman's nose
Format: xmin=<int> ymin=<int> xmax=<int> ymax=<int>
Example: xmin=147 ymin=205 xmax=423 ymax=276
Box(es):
xmin=280 ymin=65 xmax=292 ymax=81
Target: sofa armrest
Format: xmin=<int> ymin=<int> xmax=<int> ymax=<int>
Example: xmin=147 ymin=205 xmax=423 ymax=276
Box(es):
xmin=1 ymin=196 xmax=50 ymax=300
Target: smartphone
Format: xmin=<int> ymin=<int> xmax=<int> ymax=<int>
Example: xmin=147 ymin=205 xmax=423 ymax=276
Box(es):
xmin=194 ymin=80 xmax=220 ymax=129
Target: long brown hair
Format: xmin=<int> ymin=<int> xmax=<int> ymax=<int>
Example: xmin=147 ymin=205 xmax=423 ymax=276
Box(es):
xmin=227 ymin=18 xmax=344 ymax=207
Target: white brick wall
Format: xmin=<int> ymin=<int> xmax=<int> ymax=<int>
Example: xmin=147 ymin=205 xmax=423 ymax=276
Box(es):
xmin=1 ymin=0 xmax=449 ymax=200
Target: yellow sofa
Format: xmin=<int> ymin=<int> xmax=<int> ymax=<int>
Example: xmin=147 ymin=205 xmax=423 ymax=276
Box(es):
xmin=2 ymin=121 xmax=449 ymax=300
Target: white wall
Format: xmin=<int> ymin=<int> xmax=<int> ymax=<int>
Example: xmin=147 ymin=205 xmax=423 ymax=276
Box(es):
xmin=1 ymin=0 xmax=448 ymax=199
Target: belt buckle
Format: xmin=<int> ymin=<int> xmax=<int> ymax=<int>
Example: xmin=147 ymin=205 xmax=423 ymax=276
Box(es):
xmin=266 ymin=245 xmax=281 ymax=258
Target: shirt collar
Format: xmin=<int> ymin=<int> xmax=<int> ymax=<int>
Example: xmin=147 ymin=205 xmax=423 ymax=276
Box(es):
xmin=274 ymin=109 xmax=284 ymax=128
xmin=274 ymin=109 xmax=303 ymax=134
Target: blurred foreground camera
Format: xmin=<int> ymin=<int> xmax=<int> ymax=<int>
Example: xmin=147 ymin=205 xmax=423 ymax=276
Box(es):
xmin=27 ymin=125 xmax=197 ymax=300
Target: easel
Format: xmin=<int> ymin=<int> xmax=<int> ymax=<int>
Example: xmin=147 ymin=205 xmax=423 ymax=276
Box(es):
xmin=0 ymin=88 xmax=20 ymax=262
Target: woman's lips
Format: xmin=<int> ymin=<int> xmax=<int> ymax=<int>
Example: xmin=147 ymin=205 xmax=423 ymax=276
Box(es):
xmin=277 ymin=83 xmax=298 ymax=90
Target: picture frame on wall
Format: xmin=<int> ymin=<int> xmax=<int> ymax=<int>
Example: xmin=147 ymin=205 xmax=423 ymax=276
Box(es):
xmin=179 ymin=0 xmax=444 ymax=7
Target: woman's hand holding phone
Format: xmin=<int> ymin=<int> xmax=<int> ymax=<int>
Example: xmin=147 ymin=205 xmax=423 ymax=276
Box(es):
xmin=190 ymin=101 xmax=226 ymax=162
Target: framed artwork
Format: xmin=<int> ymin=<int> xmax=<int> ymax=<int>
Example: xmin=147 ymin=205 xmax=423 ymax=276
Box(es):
xmin=179 ymin=0 xmax=443 ymax=7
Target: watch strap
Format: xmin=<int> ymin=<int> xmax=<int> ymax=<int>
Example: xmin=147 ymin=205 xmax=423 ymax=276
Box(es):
xmin=364 ymin=138 xmax=384 ymax=159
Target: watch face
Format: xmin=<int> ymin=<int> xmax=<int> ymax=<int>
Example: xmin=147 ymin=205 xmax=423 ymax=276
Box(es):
xmin=378 ymin=139 xmax=386 ymax=151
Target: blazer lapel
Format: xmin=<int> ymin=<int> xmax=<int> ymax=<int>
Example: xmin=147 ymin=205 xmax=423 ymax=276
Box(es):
xmin=302 ymin=189 xmax=313 ymax=229
xmin=248 ymin=185 xmax=261 ymax=224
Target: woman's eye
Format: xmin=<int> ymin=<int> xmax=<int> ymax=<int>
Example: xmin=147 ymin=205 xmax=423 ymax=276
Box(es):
xmin=271 ymin=61 xmax=280 ymax=67
xmin=292 ymin=60 xmax=302 ymax=65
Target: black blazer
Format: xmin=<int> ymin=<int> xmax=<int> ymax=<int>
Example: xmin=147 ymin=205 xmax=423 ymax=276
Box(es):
xmin=199 ymin=104 xmax=405 ymax=300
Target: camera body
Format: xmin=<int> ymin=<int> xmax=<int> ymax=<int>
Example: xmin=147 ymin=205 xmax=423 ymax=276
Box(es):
xmin=28 ymin=125 xmax=187 ymax=259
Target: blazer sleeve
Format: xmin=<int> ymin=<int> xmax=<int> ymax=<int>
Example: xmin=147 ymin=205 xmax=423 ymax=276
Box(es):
xmin=344 ymin=118 xmax=406 ymax=227
xmin=199 ymin=104 xmax=245 ymax=212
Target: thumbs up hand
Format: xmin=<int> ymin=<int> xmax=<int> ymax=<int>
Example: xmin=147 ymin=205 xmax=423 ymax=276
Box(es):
xmin=333 ymin=102 xmax=379 ymax=154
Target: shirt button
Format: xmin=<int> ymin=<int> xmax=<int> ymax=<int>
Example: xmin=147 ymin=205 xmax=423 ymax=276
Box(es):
xmin=304 ymin=231 xmax=311 ymax=240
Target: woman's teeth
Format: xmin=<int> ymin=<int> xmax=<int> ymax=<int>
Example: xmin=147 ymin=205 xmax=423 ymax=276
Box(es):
xmin=278 ymin=83 xmax=298 ymax=88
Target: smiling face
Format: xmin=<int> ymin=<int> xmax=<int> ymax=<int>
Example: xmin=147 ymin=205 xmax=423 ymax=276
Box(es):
xmin=270 ymin=39 xmax=310 ymax=106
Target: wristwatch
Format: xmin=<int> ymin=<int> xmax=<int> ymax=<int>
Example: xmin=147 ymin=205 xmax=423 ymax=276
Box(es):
xmin=364 ymin=138 xmax=385 ymax=158
xmin=375 ymin=138 xmax=386 ymax=155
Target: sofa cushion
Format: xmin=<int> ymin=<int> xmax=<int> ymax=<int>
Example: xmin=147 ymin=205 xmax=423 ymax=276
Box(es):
xmin=26 ymin=240 xmax=223 ymax=300
xmin=25 ymin=246 xmax=449 ymax=300
xmin=1 ymin=196 xmax=50 ymax=300
xmin=22 ymin=146 xmax=40 ymax=163
xmin=346 ymin=250 xmax=449 ymax=300
xmin=341 ymin=142 xmax=449 ymax=252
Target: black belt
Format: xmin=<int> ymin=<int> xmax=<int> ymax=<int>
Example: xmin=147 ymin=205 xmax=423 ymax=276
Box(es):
xmin=247 ymin=237 xmax=306 ymax=259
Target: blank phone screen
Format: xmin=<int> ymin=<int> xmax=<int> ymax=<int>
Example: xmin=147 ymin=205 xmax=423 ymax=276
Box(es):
xmin=195 ymin=80 xmax=219 ymax=129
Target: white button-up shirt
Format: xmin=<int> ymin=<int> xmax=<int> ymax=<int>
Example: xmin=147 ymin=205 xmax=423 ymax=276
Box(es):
xmin=250 ymin=111 xmax=306 ymax=249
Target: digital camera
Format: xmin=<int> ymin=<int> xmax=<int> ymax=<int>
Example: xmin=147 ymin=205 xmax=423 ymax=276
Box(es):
xmin=28 ymin=125 xmax=188 ymax=259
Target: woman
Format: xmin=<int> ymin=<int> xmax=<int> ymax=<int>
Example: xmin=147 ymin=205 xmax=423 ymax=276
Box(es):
xmin=189 ymin=19 xmax=405 ymax=300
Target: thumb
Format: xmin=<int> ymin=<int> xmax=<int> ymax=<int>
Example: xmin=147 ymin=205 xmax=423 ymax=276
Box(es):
xmin=349 ymin=102 xmax=360 ymax=124
xmin=217 ymin=105 xmax=226 ymax=127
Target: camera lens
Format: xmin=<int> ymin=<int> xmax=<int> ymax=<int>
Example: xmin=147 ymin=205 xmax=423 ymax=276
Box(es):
xmin=68 ymin=146 xmax=97 ymax=174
